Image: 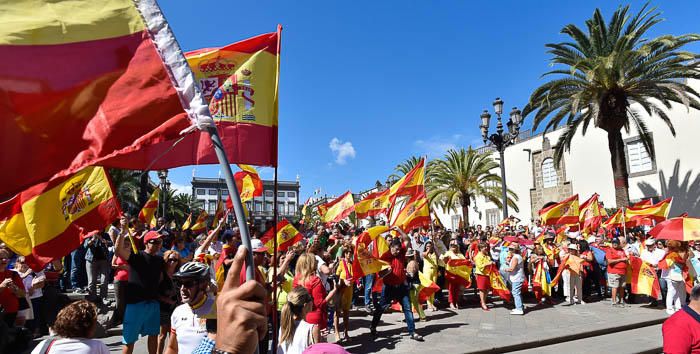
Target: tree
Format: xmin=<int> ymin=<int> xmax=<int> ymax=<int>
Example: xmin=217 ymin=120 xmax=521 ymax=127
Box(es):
xmin=389 ymin=156 xmax=425 ymax=180
xmin=169 ymin=192 xmax=203 ymax=226
xmin=107 ymin=169 xmax=142 ymax=215
xmin=523 ymin=4 xmax=700 ymax=208
xmin=428 ymin=147 xmax=518 ymax=226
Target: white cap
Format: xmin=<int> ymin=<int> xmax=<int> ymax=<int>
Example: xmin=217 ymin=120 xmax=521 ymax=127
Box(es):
xmin=645 ymin=238 xmax=656 ymax=246
xmin=567 ymin=243 xmax=579 ymax=251
xmin=587 ymin=236 xmax=597 ymax=244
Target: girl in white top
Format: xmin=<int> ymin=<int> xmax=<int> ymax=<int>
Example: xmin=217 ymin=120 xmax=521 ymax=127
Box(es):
xmin=32 ymin=300 xmax=109 ymax=354
xmin=278 ymin=287 xmax=318 ymax=354
xmin=505 ymin=243 xmax=525 ymax=315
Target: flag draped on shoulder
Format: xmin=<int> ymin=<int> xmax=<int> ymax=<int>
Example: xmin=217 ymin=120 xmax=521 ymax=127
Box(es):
xmin=417 ymin=271 xmax=440 ymax=302
xmin=352 ymin=226 xmax=390 ymax=278
xmin=0 ymin=0 xmax=218 ymax=196
xmin=138 ymin=188 xmax=160 ymax=228
xmin=321 ymin=191 xmax=355 ymax=225
xmin=539 ymin=194 xmax=579 ymax=226
xmin=625 ymin=198 xmax=672 ymax=227
xmin=260 ymin=219 xmax=302 ymax=254
xmin=355 ymin=189 xmax=390 ymax=219
xmin=0 ymin=167 xmax=120 ymax=270
xmin=234 ymin=164 xmax=263 ymax=202
xmin=531 ymin=259 xmax=552 ymax=297
xmin=445 ymin=258 xmax=473 ymax=287
xmin=629 ymin=256 xmax=661 ymax=299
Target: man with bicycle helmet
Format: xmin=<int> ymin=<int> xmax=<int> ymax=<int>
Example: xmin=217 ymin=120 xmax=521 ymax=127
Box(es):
xmin=164 ymin=262 xmax=215 ymax=354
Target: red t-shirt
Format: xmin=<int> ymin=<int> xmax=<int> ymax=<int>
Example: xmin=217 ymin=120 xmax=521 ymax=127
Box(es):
xmin=605 ymin=248 xmax=628 ymax=275
xmin=114 ymin=256 xmax=129 ymax=282
xmin=663 ymin=306 xmax=700 ymax=353
xmin=293 ymin=274 xmax=328 ymax=329
xmin=0 ymin=270 xmax=25 ymax=314
xmin=380 ymin=247 xmax=406 ymax=286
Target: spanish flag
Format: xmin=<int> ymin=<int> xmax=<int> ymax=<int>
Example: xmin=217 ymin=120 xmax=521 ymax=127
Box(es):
xmin=629 ymin=256 xmax=661 ymax=299
xmin=417 ymin=271 xmax=441 ymax=302
xmin=391 ymin=194 xmax=431 ymax=232
xmin=579 ymin=194 xmax=603 ymax=232
xmin=138 ymin=188 xmax=159 ymax=228
xmin=352 ymin=226 xmax=390 ymax=277
xmin=0 ymin=167 xmax=120 ymax=270
xmin=234 ymin=165 xmax=263 ymax=202
xmin=485 ymin=264 xmax=511 ymax=302
xmin=603 ymin=208 xmax=624 ymax=230
xmin=355 ymin=189 xmax=390 ymax=219
xmin=260 ymin=219 xmax=303 ymax=254
xmin=539 ymin=194 xmax=580 ymax=226
xmin=388 ymin=159 xmax=426 ymax=205
xmin=532 ymin=259 xmax=552 ymax=298
xmin=445 ymin=258 xmax=473 ymax=287
xmin=632 ymin=199 xmax=653 ymax=208
xmin=300 ymin=198 xmax=311 ymax=224
xmin=212 ymin=200 xmax=225 ymax=228
xmin=1 ymin=0 xmax=211 ymax=196
xmin=181 ymin=213 xmax=192 ymax=231
xmin=321 ymin=191 xmax=355 ymax=225
xmin=625 ymin=198 xmax=672 ymax=226
xmin=190 ymin=210 xmax=209 ymax=233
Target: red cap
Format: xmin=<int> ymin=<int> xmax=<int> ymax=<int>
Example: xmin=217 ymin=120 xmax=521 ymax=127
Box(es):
xmin=143 ymin=231 xmax=162 ymax=244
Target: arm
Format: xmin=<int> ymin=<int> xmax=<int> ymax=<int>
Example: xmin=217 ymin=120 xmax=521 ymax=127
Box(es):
xmin=196 ymin=223 xmax=224 ymax=255
xmin=505 ymin=256 xmax=519 ymax=272
xmin=114 ymin=217 xmax=131 ymax=261
xmin=163 ymin=331 xmax=178 ymax=354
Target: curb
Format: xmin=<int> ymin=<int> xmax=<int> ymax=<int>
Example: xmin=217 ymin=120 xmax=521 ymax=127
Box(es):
xmin=465 ymin=317 xmax=666 ymax=353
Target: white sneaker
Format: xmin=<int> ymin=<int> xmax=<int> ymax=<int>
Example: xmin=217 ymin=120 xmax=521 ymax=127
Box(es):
xmin=510 ymin=309 xmax=524 ymax=315
xmin=666 ymin=309 xmax=676 ymax=315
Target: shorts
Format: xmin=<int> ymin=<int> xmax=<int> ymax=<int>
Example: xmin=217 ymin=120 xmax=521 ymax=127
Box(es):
xmin=123 ymin=300 xmax=160 ymax=344
xmin=608 ymin=273 xmax=626 ymax=288
xmin=476 ymin=274 xmax=491 ymax=291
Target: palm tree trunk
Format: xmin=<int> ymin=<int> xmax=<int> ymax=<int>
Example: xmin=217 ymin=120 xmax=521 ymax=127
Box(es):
xmin=607 ymin=130 xmax=630 ymax=208
xmin=460 ymin=198 xmax=470 ymax=227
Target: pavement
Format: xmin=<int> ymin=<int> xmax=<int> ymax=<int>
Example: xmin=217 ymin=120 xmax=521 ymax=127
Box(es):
xmin=69 ymin=295 xmax=667 ymax=354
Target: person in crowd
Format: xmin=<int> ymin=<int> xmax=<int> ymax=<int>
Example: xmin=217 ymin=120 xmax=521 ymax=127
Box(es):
xmin=31 ymin=300 xmax=109 ymax=354
xmin=605 ymin=238 xmax=629 ymax=307
xmin=333 ymin=246 xmax=353 ymax=342
xmin=530 ymin=243 xmax=552 ymax=305
xmin=578 ymin=239 xmax=595 ymax=302
xmin=562 ymin=243 xmax=584 ymax=306
xmin=83 ymin=231 xmax=111 ymax=305
xmin=441 ymin=241 xmax=466 ymax=310
xmin=111 ymin=236 xmax=132 ymax=327
xmin=114 ymin=215 xmax=165 ymax=354
xmin=370 ymin=228 xmax=424 ymax=341
xmin=662 ymin=284 xmax=700 ymax=353
xmin=42 ymin=258 xmax=63 ymax=334
xmin=504 ymin=242 xmax=525 ymax=315
xmin=405 ymin=255 xmax=426 ymax=322
xmin=158 ymin=250 xmax=181 ymax=354
xmin=474 ymin=242 xmax=493 ymax=311
xmin=641 ymin=237 xmax=666 ymax=307
xmin=293 ymin=253 xmax=336 ymax=340
xmin=69 ymin=243 xmax=87 ymax=294
xmin=278 ymin=287 xmax=318 ymax=354
xmin=165 ymin=262 xmax=214 ymax=354
xmin=421 ymin=240 xmax=440 ymax=311
xmin=663 ymin=240 xmax=690 ymax=315
xmin=0 ymin=248 xmax=26 ymax=327
xmin=171 ymin=238 xmax=193 ymax=262
xmin=15 ymin=256 xmax=46 ymax=337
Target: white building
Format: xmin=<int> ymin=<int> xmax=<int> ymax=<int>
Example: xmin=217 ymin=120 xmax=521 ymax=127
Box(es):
xmin=435 ymin=80 xmax=700 ymax=230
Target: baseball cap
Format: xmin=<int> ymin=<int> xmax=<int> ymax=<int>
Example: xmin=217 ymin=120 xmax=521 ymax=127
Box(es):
xmin=143 ymin=231 xmax=162 ymax=244
xmin=250 ymin=238 xmax=268 ymax=253
xmin=567 ymin=243 xmax=578 ymax=251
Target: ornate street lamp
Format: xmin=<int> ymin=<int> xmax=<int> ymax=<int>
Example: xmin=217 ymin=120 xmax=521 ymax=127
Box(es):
xmin=157 ymin=169 xmax=169 ymax=219
xmin=480 ymin=98 xmax=522 ymax=219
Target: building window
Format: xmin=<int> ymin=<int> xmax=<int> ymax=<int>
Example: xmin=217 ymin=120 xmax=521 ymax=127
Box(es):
xmin=208 ymin=201 xmax=217 ymax=213
xmin=287 ymin=191 xmax=296 ymax=198
xmin=627 ymin=139 xmax=653 ymax=174
xmin=485 ymin=208 xmax=500 ymax=227
xmin=288 ymin=202 xmax=296 ymax=214
xmin=196 ymin=189 xmax=206 ymax=195
xmin=264 ymin=190 xmax=274 ymax=198
xmin=221 ymin=190 xmax=229 ymax=196
xmin=451 ymin=215 xmax=460 ymax=230
xmin=265 ymin=201 xmax=273 ymax=212
xmin=255 ymin=201 xmax=262 ymax=212
xmin=208 ymin=189 xmax=217 ymax=195
xmin=277 ymin=202 xmax=285 ymax=214
xmin=277 ymin=192 xmax=285 ymax=198
xmin=542 ymin=158 xmax=558 ymax=188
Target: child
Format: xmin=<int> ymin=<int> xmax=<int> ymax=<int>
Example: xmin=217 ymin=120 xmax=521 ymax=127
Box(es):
xmin=278 ymin=287 xmax=318 ymax=354
xmin=406 ymin=257 xmax=426 ymax=321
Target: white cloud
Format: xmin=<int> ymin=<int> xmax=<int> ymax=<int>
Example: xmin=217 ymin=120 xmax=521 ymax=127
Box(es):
xmin=329 ymin=138 xmax=356 ymax=165
xmin=169 ymin=182 xmax=192 ymax=195
xmin=414 ymin=134 xmax=481 ymax=158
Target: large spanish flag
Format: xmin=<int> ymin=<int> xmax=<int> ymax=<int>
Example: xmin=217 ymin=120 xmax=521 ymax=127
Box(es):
xmin=629 ymin=256 xmax=661 ymax=299
xmin=388 ymin=159 xmax=425 ymax=202
xmin=445 ymin=258 xmax=473 ymax=287
xmin=260 ymin=219 xmax=303 ymax=254
xmin=352 ymin=226 xmax=390 ymax=278
xmin=101 ymin=28 xmax=282 ymax=171
xmin=321 ymin=191 xmax=355 ymax=225
xmin=0 ymin=167 xmax=120 ymax=270
xmin=539 ymin=194 xmax=579 ymax=226
xmin=234 ymin=164 xmax=263 ymax=202
xmin=625 ymin=198 xmax=672 ymax=226
xmin=0 ymin=0 xmax=215 ymax=197
xmin=579 ymin=194 xmax=603 ymax=232
xmin=355 ymin=189 xmax=390 ymax=219
xmin=603 ymin=208 xmax=624 ymax=230
xmin=485 ymin=263 xmax=511 ymax=302
xmin=391 ymin=194 xmax=431 ymax=232
xmin=138 ymin=188 xmax=159 ymax=228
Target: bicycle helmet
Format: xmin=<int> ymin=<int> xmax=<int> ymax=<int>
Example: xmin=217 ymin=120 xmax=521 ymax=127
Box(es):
xmin=173 ymin=261 xmax=210 ymax=280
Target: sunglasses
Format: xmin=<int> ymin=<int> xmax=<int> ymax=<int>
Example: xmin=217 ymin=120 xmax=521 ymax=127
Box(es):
xmin=176 ymin=279 xmax=200 ymax=288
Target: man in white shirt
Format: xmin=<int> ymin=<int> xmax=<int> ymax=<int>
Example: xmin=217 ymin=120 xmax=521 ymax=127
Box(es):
xmin=165 ymin=262 xmax=214 ymax=354
xmin=641 ymin=238 xmax=666 ymax=307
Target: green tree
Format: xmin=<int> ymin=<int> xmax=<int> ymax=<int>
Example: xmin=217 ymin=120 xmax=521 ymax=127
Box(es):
xmin=168 ymin=192 xmax=203 ymax=226
xmin=428 ymin=147 xmax=518 ymax=226
xmin=107 ymin=169 xmax=142 ymax=215
xmin=523 ymin=4 xmax=700 ymax=208
xmin=389 ymin=156 xmax=425 ymax=180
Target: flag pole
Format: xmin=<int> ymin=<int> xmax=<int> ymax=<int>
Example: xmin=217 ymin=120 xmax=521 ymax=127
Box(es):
xmin=622 ymin=207 xmax=627 ymax=240
xmin=272 ymin=166 xmax=279 ymax=351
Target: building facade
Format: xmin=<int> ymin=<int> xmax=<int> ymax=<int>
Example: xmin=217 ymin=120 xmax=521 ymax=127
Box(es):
xmin=435 ymin=79 xmax=700 ymax=229
xmin=191 ymin=177 xmax=300 ymax=231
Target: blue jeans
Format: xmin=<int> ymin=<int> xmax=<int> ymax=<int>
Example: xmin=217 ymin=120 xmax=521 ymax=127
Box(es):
xmin=371 ymin=283 xmax=415 ymax=334
xmin=70 ymin=247 xmax=87 ymax=289
xmin=364 ymin=274 xmax=374 ymax=306
xmin=512 ymin=280 xmax=523 ymax=311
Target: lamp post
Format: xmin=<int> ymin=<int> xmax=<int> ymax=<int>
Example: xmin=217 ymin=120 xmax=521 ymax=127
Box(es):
xmin=480 ymin=97 xmax=523 ymax=219
xmin=157 ymin=169 xmax=169 ymax=220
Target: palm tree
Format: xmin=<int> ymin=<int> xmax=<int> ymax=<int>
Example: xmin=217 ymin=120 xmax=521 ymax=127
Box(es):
xmin=389 ymin=156 xmax=425 ymax=180
xmin=107 ymin=169 xmax=142 ymax=215
xmin=169 ymin=192 xmax=203 ymax=226
xmin=428 ymin=147 xmax=518 ymax=226
xmin=522 ymin=4 xmax=700 ymax=208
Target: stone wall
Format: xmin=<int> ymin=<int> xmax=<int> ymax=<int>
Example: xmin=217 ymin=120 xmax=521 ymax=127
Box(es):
xmin=529 ymin=137 xmax=574 ymax=218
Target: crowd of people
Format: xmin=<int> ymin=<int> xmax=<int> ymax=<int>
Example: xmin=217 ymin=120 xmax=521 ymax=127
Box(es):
xmin=2 ymin=212 xmax=700 ymax=353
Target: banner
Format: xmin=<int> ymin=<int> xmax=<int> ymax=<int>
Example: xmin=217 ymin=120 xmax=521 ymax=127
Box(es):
xmin=190 ymin=210 xmax=209 ymax=232
xmin=388 ymin=159 xmax=425 ymax=204
xmin=391 ymin=193 xmax=431 ymax=232
xmin=234 ymin=164 xmax=263 ymax=202
xmin=417 ymin=271 xmax=441 ymax=302
xmin=260 ymin=219 xmax=303 ymax=254
xmin=625 ymin=198 xmax=672 ymax=226
xmin=603 ymin=208 xmax=624 ymax=230
xmin=579 ymin=194 xmax=603 ymax=232
xmin=0 ymin=167 xmax=120 ymax=270
xmin=485 ymin=264 xmax=511 ymax=302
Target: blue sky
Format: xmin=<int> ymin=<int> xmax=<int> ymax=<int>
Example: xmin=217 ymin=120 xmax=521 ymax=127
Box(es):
xmin=157 ymin=1 xmax=700 ymax=200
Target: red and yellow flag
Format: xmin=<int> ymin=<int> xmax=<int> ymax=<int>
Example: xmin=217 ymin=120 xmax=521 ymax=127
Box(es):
xmin=579 ymin=194 xmax=603 ymax=232
xmin=352 ymin=226 xmax=390 ymax=278
xmin=181 ymin=213 xmax=192 ymax=231
xmin=355 ymin=189 xmax=390 ymax=219
xmin=391 ymin=194 xmax=431 ymax=232
xmin=260 ymin=219 xmax=303 ymax=254
xmin=539 ymin=194 xmax=580 ymax=226
xmin=632 ymin=199 xmax=653 ymax=208
xmin=190 ymin=210 xmax=209 ymax=233
xmin=0 ymin=167 xmax=120 ymax=270
xmin=629 ymin=256 xmax=661 ymax=299
xmin=531 ymin=259 xmax=552 ymax=298
xmin=321 ymin=191 xmax=355 ymax=225
xmin=485 ymin=264 xmax=511 ymax=302
xmin=625 ymin=198 xmax=672 ymax=226
xmin=417 ymin=271 xmax=441 ymax=302
xmin=388 ymin=159 xmax=426 ymax=203
xmin=138 ymin=188 xmax=159 ymax=228
xmin=234 ymin=164 xmax=263 ymax=202
xmin=445 ymin=258 xmax=473 ymax=287
xmin=212 ymin=200 xmax=225 ymax=228
xmin=603 ymin=208 xmax=624 ymax=230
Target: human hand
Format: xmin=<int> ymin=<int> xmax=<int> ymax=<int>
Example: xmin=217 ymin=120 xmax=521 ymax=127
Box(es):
xmin=0 ymin=278 xmax=12 ymax=289
xmin=215 ymin=246 xmax=268 ymax=353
